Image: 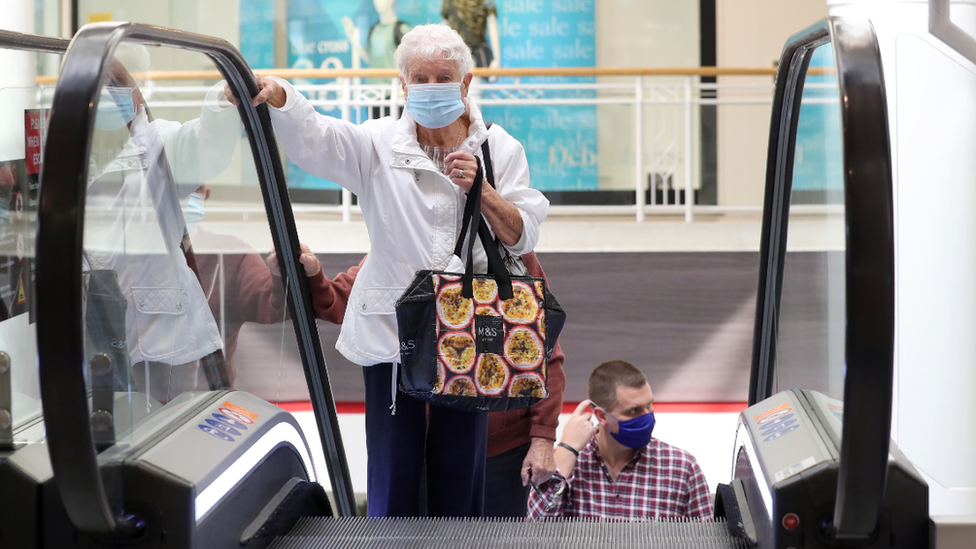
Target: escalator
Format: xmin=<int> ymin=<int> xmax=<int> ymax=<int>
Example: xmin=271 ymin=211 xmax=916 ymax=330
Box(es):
xmin=0 ymin=14 xmax=931 ymax=549
xmin=740 ymin=17 xmax=926 ymax=549
xmin=0 ymin=23 xmax=355 ymax=548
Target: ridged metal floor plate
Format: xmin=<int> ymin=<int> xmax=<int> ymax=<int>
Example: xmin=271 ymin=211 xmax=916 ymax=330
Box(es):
xmin=271 ymin=517 xmax=747 ymax=549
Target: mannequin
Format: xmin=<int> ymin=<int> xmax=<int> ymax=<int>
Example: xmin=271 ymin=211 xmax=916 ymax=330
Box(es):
xmin=345 ymin=0 xmax=410 ymax=118
xmin=441 ymin=0 xmax=501 ymax=69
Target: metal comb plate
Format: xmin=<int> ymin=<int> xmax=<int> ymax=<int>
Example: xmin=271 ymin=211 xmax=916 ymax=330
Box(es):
xmin=270 ymin=517 xmax=747 ymax=549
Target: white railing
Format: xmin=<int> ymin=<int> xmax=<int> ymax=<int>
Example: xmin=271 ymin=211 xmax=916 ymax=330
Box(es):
xmin=39 ymin=68 xmax=839 ymax=223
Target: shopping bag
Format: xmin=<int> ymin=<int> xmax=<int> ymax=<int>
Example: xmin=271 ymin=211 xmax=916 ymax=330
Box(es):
xmin=395 ymin=158 xmax=565 ymax=411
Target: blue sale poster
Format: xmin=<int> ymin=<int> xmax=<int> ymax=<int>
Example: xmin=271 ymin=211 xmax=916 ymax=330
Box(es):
xmin=792 ymin=44 xmax=843 ymax=197
xmin=285 ymin=0 xmax=371 ymax=188
xmin=239 ymin=0 xmax=275 ymax=69
xmin=243 ymin=0 xmax=598 ymax=190
xmin=283 ymin=0 xmax=443 ymax=189
xmin=486 ymin=0 xmax=597 ymax=190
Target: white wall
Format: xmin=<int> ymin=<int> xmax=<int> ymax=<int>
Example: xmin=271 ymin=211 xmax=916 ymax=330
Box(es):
xmin=716 ymin=0 xmax=829 ymax=207
xmin=77 ymin=0 xmax=240 ymax=70
xmin=829 ymin=0 xmax=976 ymax=516
xmin=595 ymin=0 xmax=700 ymax=192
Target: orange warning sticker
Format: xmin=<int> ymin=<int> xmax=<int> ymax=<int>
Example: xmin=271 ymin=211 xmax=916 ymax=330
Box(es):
xmin=16 ymin=275 xmax=26 ymax=305
xmin=221 ymin=401 xmax=259 ymax=420
xmin=754 ymin=402 xmax=789 ymax=422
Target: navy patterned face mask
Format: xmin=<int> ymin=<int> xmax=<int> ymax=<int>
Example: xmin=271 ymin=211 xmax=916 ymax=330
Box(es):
xmin=597 ymin=405 xmax=656 ymax=449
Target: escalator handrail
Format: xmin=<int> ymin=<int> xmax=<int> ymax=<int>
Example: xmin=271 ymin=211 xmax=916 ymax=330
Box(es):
xmin=829 ymin=17 xmax=895 ymax=541
xmin=0 ymin=28 xmax=69 ymax=55
xmin=749 ymin=20 xmax=830 ymax=407
xmin=36 ymin=22 xmax=355 ymax=537
xmin=750 ymin=16 xmax=895 ymax=542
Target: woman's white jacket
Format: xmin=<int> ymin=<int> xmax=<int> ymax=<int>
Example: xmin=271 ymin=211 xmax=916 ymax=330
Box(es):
xmin=267 ymin=77 xmax=549 ymax=366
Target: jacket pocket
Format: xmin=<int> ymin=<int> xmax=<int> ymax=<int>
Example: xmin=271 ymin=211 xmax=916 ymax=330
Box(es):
xmin=358 ymin=287 xmax=403 ymax=316
xmin=129 ymin=287 xmax=190 ymax=360
xmin=131 ymin=287 xmax=187 ymax=315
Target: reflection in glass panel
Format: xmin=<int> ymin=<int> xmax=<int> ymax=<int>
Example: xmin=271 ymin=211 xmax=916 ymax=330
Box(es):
xmin=74 ymin=1 xmax=704 ymax=203
xmin=773 ymin=43 xmax=846 ymax=401
xmin=82 ymin=44 xmax=301 ymax=463
xmin=0 ymin=51 xmax=59 ymax=445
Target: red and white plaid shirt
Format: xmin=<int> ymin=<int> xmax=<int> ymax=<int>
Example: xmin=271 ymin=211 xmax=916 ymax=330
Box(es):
xmin=527 ymin=437 xmax=714 ymax=520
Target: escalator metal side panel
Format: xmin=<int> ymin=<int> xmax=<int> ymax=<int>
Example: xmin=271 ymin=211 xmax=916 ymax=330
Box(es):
xmin=734 ymin=390 xmax=929 ymax=549
xmin=0 ymin=392 xmax=316 ymax=549
xmin=733 ymin=391 xmax=834 ymax=549
xmin=113 ymin=391 xmax=315 ymax=549
xmin=882 ymin=442 xmax=929 ymax=548
xmin=271 ymin=517 xmax=747 ymax=549
xmin=0 ymin=443 xmax=52 ymax=549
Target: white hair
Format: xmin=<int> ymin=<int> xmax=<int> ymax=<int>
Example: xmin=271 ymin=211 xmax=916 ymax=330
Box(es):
xmin=394 ymin=23 xmax=474 ymax=79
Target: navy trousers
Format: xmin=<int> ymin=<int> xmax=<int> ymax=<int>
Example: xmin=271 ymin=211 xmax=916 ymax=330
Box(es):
xmin=485 ymin=442 xmax=532 ymax=518
xmin=363 ymin=363 xmax=488 ymax=518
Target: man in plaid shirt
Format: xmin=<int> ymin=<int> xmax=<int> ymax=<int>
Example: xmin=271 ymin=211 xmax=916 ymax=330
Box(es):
xmin=527 ymin=360 xmax=713 ymax=520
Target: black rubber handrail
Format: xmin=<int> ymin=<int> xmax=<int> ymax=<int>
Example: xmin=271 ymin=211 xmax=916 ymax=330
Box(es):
xmin=749 ymin=16 xmax=895 ymax=543
xmin=749 ymin=20 xmax=829 ymax=407
xmin=36 ymin=22 xmax=356 ymax=537
xmin=0 ymin=28 xmax=69 ymax=54
xmin=828 ymin=17 xmax=895 ymax=541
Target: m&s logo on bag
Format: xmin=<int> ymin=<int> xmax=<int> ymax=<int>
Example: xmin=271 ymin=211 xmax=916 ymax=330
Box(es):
xmin=475 ymin=315 xmax=504 ymax=354
xmin=400 ymin=339 xmax=416 ymax=357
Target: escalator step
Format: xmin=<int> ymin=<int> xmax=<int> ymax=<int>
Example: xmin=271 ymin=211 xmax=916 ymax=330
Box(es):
xmin=270 ymin=517 xmax=747 ymax=549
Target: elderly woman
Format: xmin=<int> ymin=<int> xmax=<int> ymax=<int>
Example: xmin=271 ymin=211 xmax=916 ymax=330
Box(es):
xmin=246 ymin=24 xmax=549 ymax=518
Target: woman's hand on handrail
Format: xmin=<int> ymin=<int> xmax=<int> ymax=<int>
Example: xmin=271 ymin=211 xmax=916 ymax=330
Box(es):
xmin=266 ymin=243 xmax=322 ymax=278
xmin=223 ymin=75 xmax=287 ymax=109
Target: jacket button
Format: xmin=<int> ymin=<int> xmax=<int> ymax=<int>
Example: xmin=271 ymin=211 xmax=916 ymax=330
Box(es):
xmin=405 ymin=159 xmax=410 ymax=164
xmin=362 ymin=303 xmax=367 ymax=310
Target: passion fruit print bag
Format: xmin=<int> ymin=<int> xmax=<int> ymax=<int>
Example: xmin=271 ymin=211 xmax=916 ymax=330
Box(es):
xmin=395 ymin=156 xmax=565 ymax=412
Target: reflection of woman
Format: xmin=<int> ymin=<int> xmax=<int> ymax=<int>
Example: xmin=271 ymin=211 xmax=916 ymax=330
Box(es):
xmin=87 ymin=58 xmax=242 ymax=403
xmin=235 ymin=24 xmax=548 ymax=517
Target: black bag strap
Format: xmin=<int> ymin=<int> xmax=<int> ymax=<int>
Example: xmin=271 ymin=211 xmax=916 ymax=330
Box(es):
xmin=454 ymin=122 xmax=494 ymax=256
xmin=453 ymin=163 xmax=478 ymax=258
xmin=476 ymin=211 xmax=513 ymax=300
xmin=481 ymin=122 xmax=507 ymax=253
xmin=482 ymin=122 xmax=495 ymax=189
xmin=454 ymin=122 xmax=495 ymax=257
xmin=455 ymin=156 xmax=513 ymax=300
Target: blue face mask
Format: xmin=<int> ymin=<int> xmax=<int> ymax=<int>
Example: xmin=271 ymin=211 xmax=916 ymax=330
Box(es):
xmin=405 ymin=82 xmax=465 ymax=129
xmin=598 ymin=406 xmax=656 ymax=449
xmin=95 ymin=87 xmax=137 ymax=131
xmin=184 ymin=192 xmax=206 ymax=233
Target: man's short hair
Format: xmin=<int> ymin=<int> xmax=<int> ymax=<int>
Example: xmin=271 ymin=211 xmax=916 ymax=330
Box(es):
xmin=588 ymin=360 xmax=648 ymax=411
